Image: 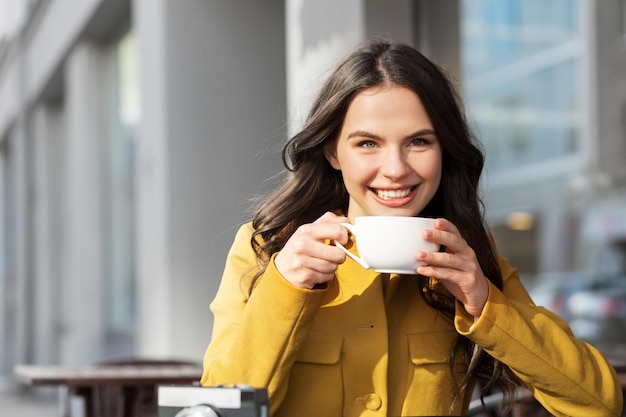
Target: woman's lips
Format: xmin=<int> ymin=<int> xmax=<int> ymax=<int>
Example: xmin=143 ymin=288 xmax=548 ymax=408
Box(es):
xmin=370 ymin=186 xmax=418 ymax=206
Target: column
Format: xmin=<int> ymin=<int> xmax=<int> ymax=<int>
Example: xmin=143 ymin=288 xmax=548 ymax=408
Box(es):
xmin=61 ymin=41 xmax=107 ymax=365
xmin=133 ymin=0 xmax=286 ymax=360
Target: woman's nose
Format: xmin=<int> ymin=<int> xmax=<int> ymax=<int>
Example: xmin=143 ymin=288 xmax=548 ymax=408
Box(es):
xmin=379 ymin=149 xmax=410 ymax=179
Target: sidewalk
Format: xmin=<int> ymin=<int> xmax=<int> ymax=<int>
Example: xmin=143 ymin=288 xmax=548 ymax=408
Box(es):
xmin=0 ymin=382 xmax=59 ymax=417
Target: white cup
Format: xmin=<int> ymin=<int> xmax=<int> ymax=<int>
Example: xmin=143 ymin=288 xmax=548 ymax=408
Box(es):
xmin=336 ymin=216 xmax=439 ymax=274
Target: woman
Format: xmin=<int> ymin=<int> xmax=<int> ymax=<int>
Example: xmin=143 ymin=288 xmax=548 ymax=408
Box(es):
xmin=200 ymin=39 xmax=623 ymax=416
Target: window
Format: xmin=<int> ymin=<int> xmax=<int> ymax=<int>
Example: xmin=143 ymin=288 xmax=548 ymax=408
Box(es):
xmin=461 ymin=0 xmax=582 ymax=174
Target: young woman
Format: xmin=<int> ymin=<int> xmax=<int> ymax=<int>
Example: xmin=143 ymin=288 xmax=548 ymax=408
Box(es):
xmin=200 ymin=39 xmax=623 ymax=416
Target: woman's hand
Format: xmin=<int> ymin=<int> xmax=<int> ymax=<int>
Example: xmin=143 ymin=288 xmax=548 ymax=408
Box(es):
xmin=416 ymin=218 xmax=489 ymax=317
xmin=275 ymin=212 xmax=349 ymax=289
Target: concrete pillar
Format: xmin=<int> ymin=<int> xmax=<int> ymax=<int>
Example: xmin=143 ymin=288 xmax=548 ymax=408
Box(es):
xmin=286 ymin=0 xmax=365 ymax=133
xmin=364 ymin=0 xmax=414 ymax=42
xmin=287 ymin=0 xmax=416 ymax=133
xmin=10 ymin=64 xmax=33 ymax=368
xmin=31 ymin=102 xmax=64 ymax=365
xmin=2 ymin=125 xmax=31 ymax=370
xmin=133 ymin=0 xmax=286 ymax=360
xmin=0 ymin=140 xmax=6 ymax=374
xmin=414 ymin=0 xmax=461 ymax=84
xmin=593 ymin=0 xmax=626 ymax=184
xmin=61 ymin=41 xmax=107 ymax=365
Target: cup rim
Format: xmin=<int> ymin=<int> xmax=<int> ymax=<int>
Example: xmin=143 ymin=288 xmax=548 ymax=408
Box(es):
xmin=353 ymin=215 xmax=435 ymax=221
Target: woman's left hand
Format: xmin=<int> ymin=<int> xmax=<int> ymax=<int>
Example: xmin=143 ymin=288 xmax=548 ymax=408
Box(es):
xmin=416 ymin=218 xmax=489 ymax=317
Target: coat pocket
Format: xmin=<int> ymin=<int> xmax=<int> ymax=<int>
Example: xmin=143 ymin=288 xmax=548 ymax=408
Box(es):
xmin=408 ymin=331 xmax=457 ymax=366
xmin=408 ymin=331 xmax=469 ymax=372
xmin=403 ymin=332 xmax=468 ymax=414
xmin=278 ymin=331 xmax=344 ymax=417
xmin=407 ymin=331 xmax=469 ymax=386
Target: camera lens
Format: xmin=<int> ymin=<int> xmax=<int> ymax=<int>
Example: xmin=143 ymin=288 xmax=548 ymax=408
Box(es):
xmin=174 ymin=404 xmax=222 ymax=417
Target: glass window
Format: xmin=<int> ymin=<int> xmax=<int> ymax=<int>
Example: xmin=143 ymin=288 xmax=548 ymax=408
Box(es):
xmin=462 ymin=0 xmax=582 ymax=173
xmin=463 ymin=0 xmax=579 ymax=75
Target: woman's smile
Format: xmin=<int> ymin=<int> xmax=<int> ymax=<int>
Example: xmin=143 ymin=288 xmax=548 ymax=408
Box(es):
xmin=372 ymin=186 xmax=416 ymax=200
xmin=370 ymin=185 xmax=419 ymax=208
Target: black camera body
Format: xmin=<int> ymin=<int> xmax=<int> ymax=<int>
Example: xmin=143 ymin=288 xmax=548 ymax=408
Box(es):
xmin=158 ymin=385 xmax=269 ymax=417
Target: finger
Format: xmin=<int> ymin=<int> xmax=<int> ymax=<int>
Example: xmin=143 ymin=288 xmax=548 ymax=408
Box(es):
xmin=433 ymin=218 xmax=458 ymax=233
xmin=417 ymin=264 xmax=468 ymax=281
xmin=289 ymin=256 xmax=340 ymax=276
xmin=286 ymin=231 xmax=347 ymax=262
xmin=306 ymin=257 xmax=343 ymax=275
xmin=314 ymin=211 xmax=350 ymax=225
xmin=417 ymin=250 xmax=458 ymax=268
xmin=425 ymin=227 xmax=467 ymax=254
xmin=278 ymin=246 xmax=341 ymax=282
xmin=308 ymin=242 xmax=347 ymax=265
xmin=420 ymin=249 xmax=481 ymax=277
xmin=298 ymin=222 xmax=349 ymax=245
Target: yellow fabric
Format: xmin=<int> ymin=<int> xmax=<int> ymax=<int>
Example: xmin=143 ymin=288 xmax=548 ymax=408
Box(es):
xmin=201 ymin=223 xmax=623 ymax=416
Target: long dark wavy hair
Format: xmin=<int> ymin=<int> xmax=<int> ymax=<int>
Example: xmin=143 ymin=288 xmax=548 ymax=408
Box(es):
xmin=250 ymin=38 xmax=519 ymax=412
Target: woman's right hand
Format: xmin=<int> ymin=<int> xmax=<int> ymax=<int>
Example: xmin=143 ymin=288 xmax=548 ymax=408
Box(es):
xmin=275 ymin=212 xmax=349 ymax=289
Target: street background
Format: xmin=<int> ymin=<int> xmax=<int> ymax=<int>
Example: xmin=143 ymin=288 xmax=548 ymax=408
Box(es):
xmin=0 ymin=0 xmax=625 ymax=415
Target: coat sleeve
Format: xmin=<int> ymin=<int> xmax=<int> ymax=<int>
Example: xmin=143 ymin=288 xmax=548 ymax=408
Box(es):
xmin=454 ymin=256 xmax=624 ymax=417
xmin=200 ymin=223 xmax=327 ymax=415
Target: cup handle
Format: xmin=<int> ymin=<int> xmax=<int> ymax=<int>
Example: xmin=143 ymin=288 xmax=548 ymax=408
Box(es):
xmin=334 ymin=222 xmax=371 ymax=270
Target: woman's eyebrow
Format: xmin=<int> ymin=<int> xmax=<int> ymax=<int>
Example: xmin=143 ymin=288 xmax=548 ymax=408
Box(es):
xmin=346 ymin=130 xmax=382 ymax=140
xmin=406 ymin=129 xmax=436 ymax=138
xmin=347 ymin=129 xmax=436 ymax=140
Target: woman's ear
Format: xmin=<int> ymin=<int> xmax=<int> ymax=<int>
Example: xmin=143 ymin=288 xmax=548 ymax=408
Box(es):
xmin=323 ymin=141 xmax=341 ymax=170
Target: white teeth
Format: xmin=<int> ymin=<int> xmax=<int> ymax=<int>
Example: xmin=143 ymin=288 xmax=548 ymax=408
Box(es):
xmin=376 ymin=188 xmax=412 ymax=200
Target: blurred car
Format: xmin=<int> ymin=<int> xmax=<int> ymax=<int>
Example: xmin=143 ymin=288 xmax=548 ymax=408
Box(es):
xmin=528 ymin=271 xmax=626 ymax=357
xmin=526 ymin=272 xmax=590 ymax=321
xmin=566 ymin=275 xmax=626 ymax=356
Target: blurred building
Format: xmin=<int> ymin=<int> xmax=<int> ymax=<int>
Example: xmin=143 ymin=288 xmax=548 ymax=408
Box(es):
xmin=0 ymin=0 xmax=624 ymax=385
xmin=463 ymin=0 xmax=626 ymax=281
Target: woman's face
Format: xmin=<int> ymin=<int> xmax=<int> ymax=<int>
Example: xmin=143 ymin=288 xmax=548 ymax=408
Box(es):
xmin=325 ymin=85 xmax=442 ymax=220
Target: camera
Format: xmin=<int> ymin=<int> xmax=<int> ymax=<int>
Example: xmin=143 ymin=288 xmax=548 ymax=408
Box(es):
xmin=158 ymin=385 xmax=269 ymax=417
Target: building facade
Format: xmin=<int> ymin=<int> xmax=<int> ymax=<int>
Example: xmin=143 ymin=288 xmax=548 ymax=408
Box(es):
xmin=463 ymin=0 xmax=626 ymax=281
xmin=0 ymin=0 xmax=624 ymax=385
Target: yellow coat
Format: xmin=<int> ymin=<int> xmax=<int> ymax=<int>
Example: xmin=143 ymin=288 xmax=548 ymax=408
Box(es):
xmin=201 ymin=223 xmax=623 ymax=416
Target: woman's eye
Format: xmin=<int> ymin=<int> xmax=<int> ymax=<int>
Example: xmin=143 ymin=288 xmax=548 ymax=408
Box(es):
xmin=358 ymin=140 xmax=377 ymax=149
xmin=410 ymin=138 xmax=428 ymax=146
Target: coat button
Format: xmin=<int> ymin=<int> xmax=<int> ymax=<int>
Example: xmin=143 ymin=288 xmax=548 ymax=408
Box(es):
xmin=363 ymin=393 xmax=382 ymax=410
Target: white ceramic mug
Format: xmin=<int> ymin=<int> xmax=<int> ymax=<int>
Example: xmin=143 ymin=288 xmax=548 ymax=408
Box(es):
xmin=336 ymin=216 xmax=439 ymax=274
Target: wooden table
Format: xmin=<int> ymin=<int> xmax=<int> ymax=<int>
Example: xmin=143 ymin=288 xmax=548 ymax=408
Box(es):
xmin=14 ymin=363 xmax=203 ymax=417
